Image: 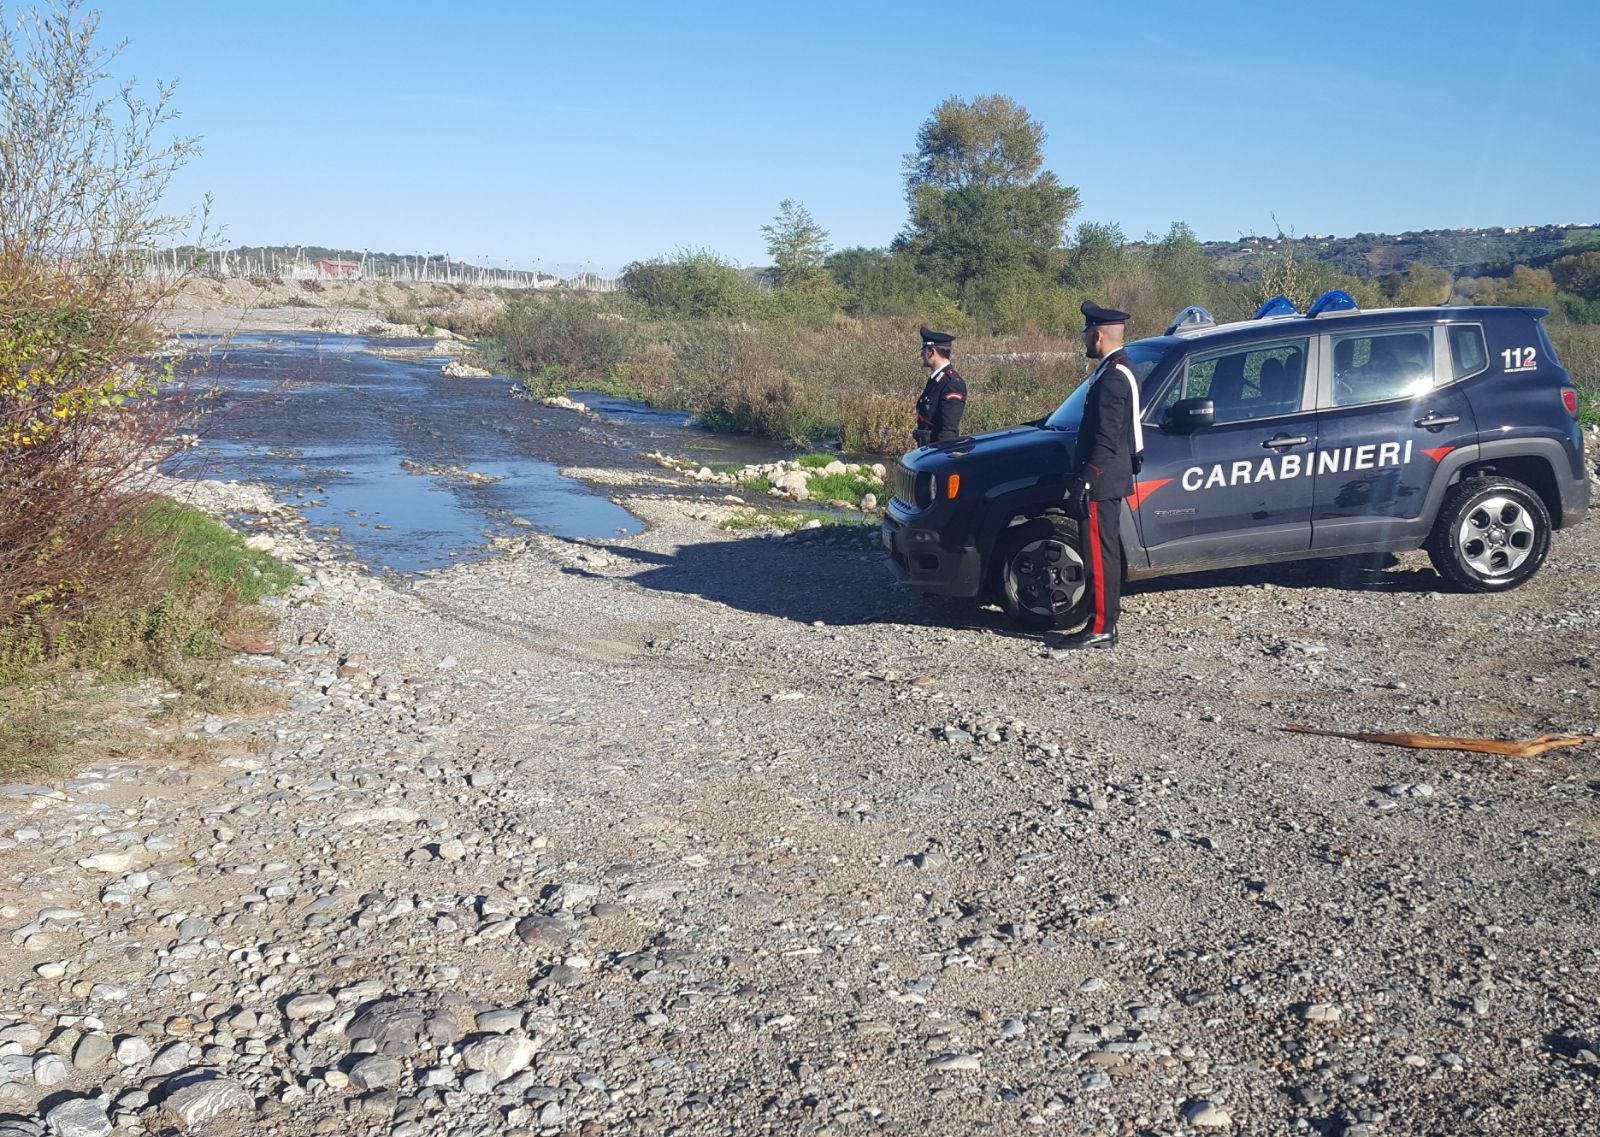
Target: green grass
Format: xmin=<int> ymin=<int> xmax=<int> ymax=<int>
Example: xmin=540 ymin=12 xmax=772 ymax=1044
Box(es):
xmin=719 ymin=508 xmax=809 ymax=532
xmin=0 ymin=684 xmax=73 ymax=779
xmin=0 ymin=498 xmax=296 ymax=777
xmin=743 ymin=473 xmax=773 ymax=494
xmin=795 ymin=453 xmax=835 ymax=469
xmin=805 ymin=470 xmax=880 ymax=506
xmin=132 ymin=500 xmax=298 ymax=603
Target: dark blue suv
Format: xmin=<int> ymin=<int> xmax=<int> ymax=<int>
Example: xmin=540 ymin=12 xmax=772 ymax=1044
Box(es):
xmin=882 ymin=293 xmax=1589 ymax=628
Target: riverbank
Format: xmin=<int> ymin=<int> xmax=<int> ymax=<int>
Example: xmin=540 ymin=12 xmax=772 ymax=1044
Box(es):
xmin=4 ymin=447 xmax=1600 ymax=1135
xmin=159 ymin=277 xmax=507 ymax=338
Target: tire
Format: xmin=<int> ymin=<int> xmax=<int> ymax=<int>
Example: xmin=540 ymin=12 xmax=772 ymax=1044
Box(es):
xmin=1425 ymin=476 xmax=1551 ymax=593
xmin=997 ymin=516 xmax=1088 ymax=630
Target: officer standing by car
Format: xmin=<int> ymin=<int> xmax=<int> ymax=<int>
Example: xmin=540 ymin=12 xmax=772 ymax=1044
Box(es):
xmin=1059 ymin=300 xmax=1140 ymax=650
xmin=912 ymin=326 xmax=967 ymax=446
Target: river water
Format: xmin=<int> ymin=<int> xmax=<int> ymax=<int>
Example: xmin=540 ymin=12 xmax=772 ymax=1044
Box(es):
xmin=168 ymin=333 xmax=788 ymax=575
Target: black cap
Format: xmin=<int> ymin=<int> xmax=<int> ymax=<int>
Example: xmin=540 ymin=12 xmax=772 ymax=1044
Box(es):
xmin=919 ymin=325 xmax=955 ymax=349
xmin=1081 ymin=300 xmax=1130 ymax=329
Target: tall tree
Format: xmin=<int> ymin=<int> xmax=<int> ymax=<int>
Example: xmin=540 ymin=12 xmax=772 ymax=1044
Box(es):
xmin=761 ymin=199 xmax=831 ymax=289
xmin=1061 ymin=222 xmax=1128 ymax=293
xmin=900 ymin=95 xmax=1079 ymax=290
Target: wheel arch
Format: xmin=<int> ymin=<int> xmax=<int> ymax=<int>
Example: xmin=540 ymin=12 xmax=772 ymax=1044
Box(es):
xmin=1455 ymin=450 xmax=1562 ymax=530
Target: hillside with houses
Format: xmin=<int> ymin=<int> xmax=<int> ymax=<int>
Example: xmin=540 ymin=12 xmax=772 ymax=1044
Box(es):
xmin=1197 ymin=221 xmax=1600 ymax=283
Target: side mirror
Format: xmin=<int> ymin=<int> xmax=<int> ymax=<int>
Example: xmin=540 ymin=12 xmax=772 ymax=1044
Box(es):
xmin=1163 ymin=397 xmax=1214 ymax=433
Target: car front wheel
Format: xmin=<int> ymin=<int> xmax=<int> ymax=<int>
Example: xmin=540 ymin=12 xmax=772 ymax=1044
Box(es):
xmin=1425 ymin=476 xmax=1551 ymax=592
xmin=997 ymin=516 xmax=1088 ymax=629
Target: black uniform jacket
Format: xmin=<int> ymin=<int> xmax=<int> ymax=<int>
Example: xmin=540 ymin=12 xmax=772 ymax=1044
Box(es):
xmin=1072 ymin=349 xmax=1137 ymax=501
xmin=915 ymin=366 xmax=967 ymax=443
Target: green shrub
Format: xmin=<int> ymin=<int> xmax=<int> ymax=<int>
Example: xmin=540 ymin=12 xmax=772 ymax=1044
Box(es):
xmin=622 ymin=249 xmax=761 ymax=318
xmin=0 ymin=499 xmax=295 ymax=687
xmin=498 ymin=292 xmax=636 ymax=392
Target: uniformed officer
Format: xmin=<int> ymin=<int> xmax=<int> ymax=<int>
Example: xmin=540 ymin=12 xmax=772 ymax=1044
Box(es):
xmin=1058 ymin=300 xmax=1140 ymax=651
xmin=912 ymin=326 xmax=967 ymax=446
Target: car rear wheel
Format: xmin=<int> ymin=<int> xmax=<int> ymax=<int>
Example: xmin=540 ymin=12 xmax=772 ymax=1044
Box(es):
xmin=1425 ymin=476 xmax=1551 ymax=592
xmin=997 ymin=517 xmax=1088 ymax=629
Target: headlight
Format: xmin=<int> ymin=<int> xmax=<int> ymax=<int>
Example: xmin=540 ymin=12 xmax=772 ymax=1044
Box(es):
xmin=914 ymin=472 xmax=935 ymax=509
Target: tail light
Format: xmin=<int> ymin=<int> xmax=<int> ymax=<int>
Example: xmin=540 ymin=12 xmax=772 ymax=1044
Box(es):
xmin=1562 ymin=388 xmax=1579 ymax=418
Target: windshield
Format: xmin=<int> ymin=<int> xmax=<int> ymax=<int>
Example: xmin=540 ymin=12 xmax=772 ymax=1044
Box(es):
xmin=1043 ymin=343 xmax=1174 ymax=431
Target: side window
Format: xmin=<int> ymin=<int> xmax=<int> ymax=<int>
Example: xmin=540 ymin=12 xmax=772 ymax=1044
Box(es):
xmin=1332 ymin=330 xmax=1435 ymax=406
xmin=1175 ymin=340 xmax=1308 ymax=424
xmin=1448 ymin=324 xmax=1487 ymax=380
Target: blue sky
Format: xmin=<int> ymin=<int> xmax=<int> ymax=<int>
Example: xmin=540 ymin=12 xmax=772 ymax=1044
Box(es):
xmin=104 ymin=0 xmax=1599 ymax=276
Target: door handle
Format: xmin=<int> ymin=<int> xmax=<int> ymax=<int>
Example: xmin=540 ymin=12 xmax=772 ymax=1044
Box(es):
xmin=1261 ymin=434 xmax=1309 ymax=449
xmin=1414 ymin=413 xmax=1460 ymax=429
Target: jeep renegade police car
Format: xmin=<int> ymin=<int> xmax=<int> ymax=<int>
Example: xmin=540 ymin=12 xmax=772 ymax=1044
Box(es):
xmin=882 ymin=291 xmax=1589 ymax=629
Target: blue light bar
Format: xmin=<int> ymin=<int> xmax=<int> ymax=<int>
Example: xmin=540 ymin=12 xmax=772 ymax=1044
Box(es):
xmin=1254 ymin=295 xmax=1299 ymax=319
xmin=1306 ymin=289 xmax=1358 ymax=317
xmin=1164 ymin=305 xmax=1216 ymax=335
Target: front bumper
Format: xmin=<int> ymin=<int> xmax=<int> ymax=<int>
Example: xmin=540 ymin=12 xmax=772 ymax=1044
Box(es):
xmin=881 ymin=511 xmax=983 ymax=597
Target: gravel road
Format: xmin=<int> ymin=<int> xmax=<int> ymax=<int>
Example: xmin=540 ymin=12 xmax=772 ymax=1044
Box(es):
xmin=4 ymin=462 xmax=1600 ymax=1137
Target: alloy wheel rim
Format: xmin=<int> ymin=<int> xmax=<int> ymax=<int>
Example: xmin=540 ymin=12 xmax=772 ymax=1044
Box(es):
xmin=1456 ymin=495 xmax=1536 ymax=577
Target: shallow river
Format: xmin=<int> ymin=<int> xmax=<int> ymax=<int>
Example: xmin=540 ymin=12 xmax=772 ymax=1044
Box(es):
xmin=168 ymin=333 xmax=787 ymax=574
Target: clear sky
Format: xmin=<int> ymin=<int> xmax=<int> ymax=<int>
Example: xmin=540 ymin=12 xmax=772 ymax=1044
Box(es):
xmin=102 ymin=0 xmax=1599 ymax=277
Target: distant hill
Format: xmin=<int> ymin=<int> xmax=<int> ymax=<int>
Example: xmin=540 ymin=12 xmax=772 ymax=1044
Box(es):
xmin=1196 ymin=223 xmax=1600 ymax=283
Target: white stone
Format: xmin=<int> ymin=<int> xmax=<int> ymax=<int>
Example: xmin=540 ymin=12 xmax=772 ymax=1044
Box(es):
xmin=459 ymin=1034 xmax=539 ymax=1081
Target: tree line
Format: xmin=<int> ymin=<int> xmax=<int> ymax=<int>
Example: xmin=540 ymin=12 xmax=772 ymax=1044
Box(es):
xmin=614 ymin=95 xmax=1599 ymax=339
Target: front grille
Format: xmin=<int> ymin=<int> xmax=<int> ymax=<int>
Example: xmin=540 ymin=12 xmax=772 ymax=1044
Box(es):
xmin=892 ymin=463 xmax=917 ymax=509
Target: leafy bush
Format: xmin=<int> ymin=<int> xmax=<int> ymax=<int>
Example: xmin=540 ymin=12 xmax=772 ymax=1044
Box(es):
xmin=498 ymin=292 xmax=636 ymax=393
xmin=1 ymin=499 xmax=294 ymax=687
xmin=622 ymin=249 xmax=762 ymax=318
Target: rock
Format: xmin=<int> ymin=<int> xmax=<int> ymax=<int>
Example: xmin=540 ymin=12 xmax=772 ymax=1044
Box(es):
xmin=348 ymin=1055 xmax=403 ymax=1090
xmin=441 ymin=361 xmax=491 ymax=379
xmin=515 ymin=913 xmax=576 ymax=946
xmin=928 ymin=1053 xmax=981 ymax=1072
xmin=43 ymin=1097 xmax=111 ymax=1137
xmin=76 ymin=851 xmax=132 ymax=873
xmin=336 ymin=807 xmax=421 ymax=828
xmin=33 ymin=1052 xmax=69 ymax=1086
xmin=147 ymin=1042 xmax=193 ymax=1076
xmin=114 ymin=1036 xmax=153 ymax=1066
xmin=283 ymin=993 xmax=336 ymax=1021
xmin=158 ymin=1077 xmax=254 ymax=1127
xmin=773 ymin=471 xmax=810 ymax=500
xmin=1185 ymin=1101 xmax=1233 ymax=1128
xmin=72 ymin=1034 xmax=112 ymax=1069
xmin=459 ymin=1034 xmax=539 ymax=1081
xmin=344 ymin=999 xmax=462 ymax=1058
xmin=1297 ymin=1003 xmax=1342 ymax=1024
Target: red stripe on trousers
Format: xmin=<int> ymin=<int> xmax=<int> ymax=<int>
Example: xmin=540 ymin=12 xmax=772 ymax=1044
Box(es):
xmin=1087 ymin=500 xmax=1105 ymax=634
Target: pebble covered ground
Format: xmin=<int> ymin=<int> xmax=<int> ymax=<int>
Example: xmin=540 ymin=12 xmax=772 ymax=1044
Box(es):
xmin=3 ymin=462 xmax=1599 ymax=1137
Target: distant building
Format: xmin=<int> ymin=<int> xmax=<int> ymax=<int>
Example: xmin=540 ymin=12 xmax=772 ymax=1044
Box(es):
xmin=311 ymin=258 xmax=361 ymax=280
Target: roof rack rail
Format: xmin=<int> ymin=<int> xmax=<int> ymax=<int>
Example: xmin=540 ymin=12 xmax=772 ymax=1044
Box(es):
xmin=1254 ymin=295 xmax=1299 ymax=319
xmin=1306 ymin=289 xmax=1358 ymax=317
xmin=1165 ymin=305 xmax=1215 ymax=335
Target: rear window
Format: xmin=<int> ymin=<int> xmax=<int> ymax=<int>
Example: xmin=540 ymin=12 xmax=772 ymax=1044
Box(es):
xmin=1448 ymin=324 xmax=1487 ymax=380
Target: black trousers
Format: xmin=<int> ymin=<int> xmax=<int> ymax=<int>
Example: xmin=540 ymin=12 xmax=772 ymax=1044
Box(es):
xmin=1078 ymin=498 xmax=1122 ymax=634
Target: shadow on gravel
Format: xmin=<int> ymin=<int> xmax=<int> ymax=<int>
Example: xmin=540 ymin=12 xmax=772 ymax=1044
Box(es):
xmin=566 ymin=529 xmax=1449 ymax=634
xmin=560 ymin=530 xmax=1041 ymax=637
xmin=1141 ymin=553 xmax=1450 ymax=597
